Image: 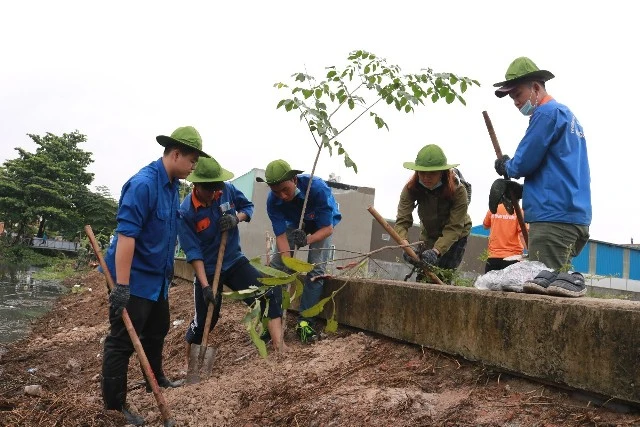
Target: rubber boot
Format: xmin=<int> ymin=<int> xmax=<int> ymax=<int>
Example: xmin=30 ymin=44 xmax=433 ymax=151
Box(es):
xmin=102 ymin=376 xmax=145 ymax=426
xmin=144 ymin=348 xmax=184 ymax=393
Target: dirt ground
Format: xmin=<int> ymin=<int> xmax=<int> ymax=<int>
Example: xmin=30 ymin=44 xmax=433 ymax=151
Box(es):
xmin=1 ymin=270 xmax=639 ymax=427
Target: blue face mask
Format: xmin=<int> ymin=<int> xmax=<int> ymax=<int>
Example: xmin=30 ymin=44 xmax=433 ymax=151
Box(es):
xmin=519 ymin=100 xmax=535 ymax=116
xmin=419 ymin=180 xmax=442 ymax=191
xmin=520 ymin=88 xmax=538 ymax=116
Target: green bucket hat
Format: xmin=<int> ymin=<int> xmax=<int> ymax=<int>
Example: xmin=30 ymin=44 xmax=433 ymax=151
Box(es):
xmin=493 ymin=57 xmax=555 ymax=98
xmin=255 ymin=159 xmax=303 ymax=185
xmin=156 ymin=126 xmax=211 ymax=158
xmin=186 ymin=157 xmax=234 ymax=183
xmin=403 ymin=144 xmax=458 ymax=172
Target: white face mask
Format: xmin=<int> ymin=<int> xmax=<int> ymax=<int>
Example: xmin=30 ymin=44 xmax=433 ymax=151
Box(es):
xmin=419 ymin=180 xmax=442 ymax=191
xmin=294 ymin=187 xmax=301 ymax=197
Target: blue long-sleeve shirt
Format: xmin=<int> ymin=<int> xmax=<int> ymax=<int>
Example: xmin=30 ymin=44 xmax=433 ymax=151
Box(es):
xmin=103 ymin=158 xmax=179 ymax=301
xmin=177 ymin=183 xmax=253 ymax=275
xmin=506 ymin=98 xmax=592 ymax=226
xmin=266 ymin=175 xmax=341 ymax=237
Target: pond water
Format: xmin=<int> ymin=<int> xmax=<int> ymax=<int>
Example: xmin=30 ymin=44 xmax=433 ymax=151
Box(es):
xmin=0 ymin=266 xmax=67 ymax=347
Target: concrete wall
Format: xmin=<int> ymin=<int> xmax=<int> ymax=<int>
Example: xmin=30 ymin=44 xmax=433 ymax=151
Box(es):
xmin=172 ymin=258 xmax=640 ymax=403
xmin=318 ymin=278 xmax=640 ymax=405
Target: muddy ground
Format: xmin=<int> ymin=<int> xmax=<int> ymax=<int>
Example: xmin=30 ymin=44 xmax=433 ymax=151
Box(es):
xmin=1 ymin=270 xmax=639 ymax=426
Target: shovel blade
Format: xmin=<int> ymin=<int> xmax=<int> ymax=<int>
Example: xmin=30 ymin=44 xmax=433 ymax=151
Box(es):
xmin=186 ymin=343 xmax=217 ymax=384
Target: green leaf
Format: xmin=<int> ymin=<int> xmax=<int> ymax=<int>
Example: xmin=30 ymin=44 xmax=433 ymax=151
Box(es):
xmin=282 ymin=288 xmax=291 ymax=310
xmin=257 ymin=273 xmax=298 ymax=286
xmin=364 ymin=65 xmax=370 ymax=74
xmin=348 ymin=98 xmax=355 ymax=110
xmin=250 ymin=257 xmax=289 ymax=277
xmin=276 ymin=99 xmax=286 ymax=109
xmin=460 ymin=80 xmax=468 ymax=93
xmin=223 ymin=287 xmax=260 ymax=300
xmin=295 ymin=73 xmax=305 ymax=82
xmin=431 ymin=93 xmax=439 ymax=103
xmin=300 ymin=295 xmax=332 ymax=318
xmin=450 ymin=75 xmax=458 ymax=85
xmin=445 ymin=93 xmax=456 ymax=104
xmin=302 ymin=89 xmax=313 ymax=99
xmin=294 ymin=278 xmax=304 ymax=300
xmin=404 ymin=105 xmax=412 ymax=113
xmin=282 ymin=257 xmax=314 ymax=273
xmin=326 ymin=70 xmax=337 ymax=78
xmin=325 ymin=318 xmax=339 ymax=333
xmin=344 ymin=154 xmax=358 ymax=173
xmin=248 ymin=326 xmax=268 ymax=358
xmin=338 ymin=147 xmax=344 ymax=155
xmin=457 ymin=95 xmax=467 ymax=106
xmin=315 ymin=88 xmax=323 ymax=99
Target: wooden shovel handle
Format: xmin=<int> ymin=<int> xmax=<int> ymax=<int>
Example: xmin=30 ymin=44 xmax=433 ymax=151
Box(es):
xmin=367 ymin=206 xmax=445 ymax=285
xmin=198 ymin=230 xmax=228 ymax=361
xmin=481 ymin=111 xmax=529 ymax=247
xmin=84 ymin=225 xmax=174 ymax=425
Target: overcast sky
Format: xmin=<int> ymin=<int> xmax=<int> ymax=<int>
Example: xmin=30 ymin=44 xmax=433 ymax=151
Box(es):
xmin=0 ymin=1 xmax=634 ymax=244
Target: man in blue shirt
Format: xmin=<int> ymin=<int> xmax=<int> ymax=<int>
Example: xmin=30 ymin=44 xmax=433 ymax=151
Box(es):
xmin=493 ymin=57 xmax=591 ymax=298
xmin=101 ymin=126 xmax=210 ymax=425
xmin=178 ymin=157 xmax=285 ymax=357
xmin=256 ymin=159 xmax=341 ymax=342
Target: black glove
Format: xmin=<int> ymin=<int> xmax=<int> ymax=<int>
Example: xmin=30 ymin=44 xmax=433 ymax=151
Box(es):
xmin=489 ymin=179 xmax=523 ymax=214
xmin=494 ymin=155 xmax=511 ymax=177
xmin=291 ymin=229 xmax=308 ymax=248
xmin=109 ymin=284 xmax=130 ymax=316
xmin=202 ymin=285 xmax=216 ymax=306
xmin=218 ymin=214 xmax=239 ymax=232
xmin=419 ymin=249 xmax=439 ymax=267
xmin=402 ymin=250 xmax=423 ymax=267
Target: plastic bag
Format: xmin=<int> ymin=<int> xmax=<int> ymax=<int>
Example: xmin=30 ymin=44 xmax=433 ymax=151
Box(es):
xmin=474 ymin=260 xmax=551 ymax=292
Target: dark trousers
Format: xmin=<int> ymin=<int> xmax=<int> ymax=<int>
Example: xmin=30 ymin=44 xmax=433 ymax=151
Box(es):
xmin=485 ymin=257 xmax=519 ymax=273
xmin=185 ymin=257 xmax=283 ymax=345
xmin=102 ymin=294 xmax=170 ymax=380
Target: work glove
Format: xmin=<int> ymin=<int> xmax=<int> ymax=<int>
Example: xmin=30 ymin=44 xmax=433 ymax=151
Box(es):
xmin=402 ymin=250 xmax=423 ymax=267
xmin=218 ymin=214 xmax=239 ymax=232
xmin=291 ymin=229 xmax=308 ymax=248
xmin=489 ymin=179 xmax=523 ymax=215
xmin=419 ymin=249 xmax=439 ymax=267
xmin=202 ymin=285 xmax=216 ymax=306
xmin=494 ymin=155 xmax=511 ymax=177
xmin=109 ymin=284 xmax=130 ymax=316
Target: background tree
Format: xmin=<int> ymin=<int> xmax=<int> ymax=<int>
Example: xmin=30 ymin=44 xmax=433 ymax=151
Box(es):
xmin=0 ymin=131 xmax=115 ymax=243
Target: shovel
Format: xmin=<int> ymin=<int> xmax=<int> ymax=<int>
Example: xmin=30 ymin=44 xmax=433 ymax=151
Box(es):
xmin=186 ymin=230 xmax=228 ymax=384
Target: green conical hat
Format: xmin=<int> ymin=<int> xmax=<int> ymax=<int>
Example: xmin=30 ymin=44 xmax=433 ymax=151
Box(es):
xmin=403 ymin=144 xmax=458 ymax=172
xmin=255 ymin=159 xmax=303 ymax=185
xmin=156 ymin=126 xmax=211 ymax=158
xmin=493 ymin=57 xmax=554 ymax=98
xmin=186 ymin=157 xmax=234 ymax=183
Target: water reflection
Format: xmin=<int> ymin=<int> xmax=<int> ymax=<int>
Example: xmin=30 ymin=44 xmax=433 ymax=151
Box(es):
xmin=0 ymin=265 xmax=67 ymax=345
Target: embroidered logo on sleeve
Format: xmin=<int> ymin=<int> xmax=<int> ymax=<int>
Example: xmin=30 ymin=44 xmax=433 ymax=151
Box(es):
xmin=196 ymin=217 xmax=211 ymax=233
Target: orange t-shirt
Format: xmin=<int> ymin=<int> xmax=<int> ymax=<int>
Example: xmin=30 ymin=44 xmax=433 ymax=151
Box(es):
xmin=483 ymin=204 xmax=525 ymax=259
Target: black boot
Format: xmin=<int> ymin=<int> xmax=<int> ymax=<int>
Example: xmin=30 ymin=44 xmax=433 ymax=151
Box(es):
xmin=102 ymin=376 xmax=145 ymax=426
xmin=144 ymin=343 xmax=184 ymax=393
xmin=145 ymin=375 xmax=185 ymax=393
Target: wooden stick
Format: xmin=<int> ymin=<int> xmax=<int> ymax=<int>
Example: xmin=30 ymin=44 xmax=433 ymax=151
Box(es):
xmin=84 ymin=225 xmax=175 ymax=426
xmin=367 ymin=206 xmax=445 ymax=285
xmin=198 ymin=231 xmax=228 ymax=363
xmin=482 ymin=111 xmax=529 ymax=247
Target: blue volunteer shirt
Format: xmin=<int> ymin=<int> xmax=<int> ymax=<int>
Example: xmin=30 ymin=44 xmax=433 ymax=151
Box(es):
xmin=505 ymin=98 xmax=592 ymax=226
xmin=177 ymin=182 xmax=254 ymax=275
xmin=103 ymin=158 xmax=179 ymax=301
xmin=266 ymin=174 xmax=341 ymax=237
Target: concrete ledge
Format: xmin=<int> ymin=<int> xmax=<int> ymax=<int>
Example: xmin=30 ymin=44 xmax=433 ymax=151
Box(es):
xmin=173 ymin=259 xmax=640 ymax=404
xmin=320 ymin=278 xmax=640 ymax=405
